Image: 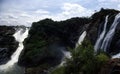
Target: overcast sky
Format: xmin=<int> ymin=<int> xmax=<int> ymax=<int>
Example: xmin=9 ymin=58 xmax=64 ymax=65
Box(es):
xmin=0 ymin=0 xmax=120 ymax=26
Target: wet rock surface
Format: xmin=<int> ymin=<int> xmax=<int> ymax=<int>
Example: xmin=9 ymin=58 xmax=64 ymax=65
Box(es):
xmin=100 ymin=58 xmax=120 ymax=74
xmin=86 ymin=9 xmax=120 ymax=54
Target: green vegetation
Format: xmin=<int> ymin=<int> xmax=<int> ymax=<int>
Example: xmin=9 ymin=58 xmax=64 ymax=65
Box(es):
xmin=51 ymin=67 xmax=65 ymax=74
xmin=51 ymin=39 xmax=110 ymax=74
xmin=17 ymin=9 xmax=120 ymax=74
xmin=18 ymin=17 xmax=90 ymax=67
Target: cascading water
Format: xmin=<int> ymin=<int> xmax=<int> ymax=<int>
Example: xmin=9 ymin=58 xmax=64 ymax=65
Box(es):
xmin=94 ymin=15 xmax=109 ymax=53
xmin=0 ymin=28 xmax=29 ymax=74
xmin=76 ymin=31 xmax=87 ymax=47
xmin=59 ymin=50 xmax=72 ymax=66
xmin=94 ymin=13 xmax=120 ymax=53
xmin=59 ymin=31 xmax=87 ymax=67
xmin=112 ymin=53 xmax=120 ymax=58
xmin=101 ymin=13 xmax=120 ymax=52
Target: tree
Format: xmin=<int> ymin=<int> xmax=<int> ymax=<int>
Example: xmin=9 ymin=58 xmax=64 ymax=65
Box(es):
xmin=51 ymin=39 xmax=110 ymax=74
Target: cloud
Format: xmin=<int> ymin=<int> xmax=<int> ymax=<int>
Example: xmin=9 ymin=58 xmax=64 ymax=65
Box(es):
xmin=20 ymin=13 xmax=31 ymax=17
xmin=0 ymin=2 xmax=94 ymax=26
xmin=61 ymin=3 xmax=85 ymax=15
xmin=97 ymin=0 xmax=106 ymax=2
xmin=61 ymin=3 xmax=93 ymax=17
xmin=34 ymin=9 xmax=50 ymax=14
xmin=110 ymin=0 xmax=120 ymax=2
xmin=118 ymin=4 xmax=120 ymax=9
xmin=0 ymin=0 xmax=120 ymax=26
xmin=0 ymin=11 xmax=32 ymax=26
xmin=96 ymin=0 xmax=120 ymax=10
xmin=98 ymin=0 xmax=120 ymax=2
xmin=34 ymin=3 xmax=93 ymax=21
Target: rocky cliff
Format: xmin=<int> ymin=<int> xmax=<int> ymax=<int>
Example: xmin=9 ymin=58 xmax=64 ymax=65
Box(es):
xmin=0 ymin=8 xmax=120 ymax=74
xmin=0 ymin=26 xmax=18 ymax=64
xmin=17 ymin=9 xmax=120 ymax=74
xmin=86 ymin=9 xmax=120 ymax=55
xmin=18 ymin=17 xmax=90 ymax=67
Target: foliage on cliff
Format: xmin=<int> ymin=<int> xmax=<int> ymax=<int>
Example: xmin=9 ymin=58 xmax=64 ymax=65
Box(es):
xmin=18 ymin=17 xmax=90 ymax=67
xmin=51 ymin=40 xmax=110 ymax=74
xmin=18 ymin=8 xmax=120 ymax=74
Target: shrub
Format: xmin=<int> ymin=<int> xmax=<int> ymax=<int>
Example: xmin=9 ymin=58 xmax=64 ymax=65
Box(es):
xmin=51 ymin=39 xmax=110 ymax=74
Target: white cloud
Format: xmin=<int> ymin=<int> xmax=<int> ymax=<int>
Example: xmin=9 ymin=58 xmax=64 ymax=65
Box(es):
xmin=96 ymin=0 xmax=120 ymax=10
xmin=110 ymin=0 xmax=120 ymax=2
xmin=0 ymin=2 xmax=94 ymax=26
xmin=0 ymin=11 xmax=32 ymax=26
xmin=34 ymin=9 xmax=50 ymax=14
xmin=98 ymin=0 xmax=120 ymax=2
xmin=61 ymin=3 xmax=85 ymax=15
xmin=61 ymin=3 xmax=93 ymax=17
xmin=0 ymin=0 xmax=119 ymax=26
xmin=97 ymin=0 xmax=106 ymax=2
xmin=38 ymin=3 xmax=94 ymax=21
xmin=20 ymin=13 xmax=31 ymax=17
xmin=118 ymin=4 xmax=120 ymax=9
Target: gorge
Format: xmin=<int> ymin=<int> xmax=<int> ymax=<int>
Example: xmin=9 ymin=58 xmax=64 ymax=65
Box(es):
xmin=0 ymin=27 xmax=28 ymax=74
xmin=0 ymin=8 xmax=120 ymax=74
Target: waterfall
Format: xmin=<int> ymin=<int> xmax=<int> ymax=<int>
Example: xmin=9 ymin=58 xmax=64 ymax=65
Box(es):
xmin=94 ymin=13 xmax=120 ymax=53
xmin=112 ymin=53 xmax=120 ymax=58
xmin=0 ymin=28 xmax=29 ymax=71
xmin=76 ymin=31 xmax=87 ymax=47
xmin=101 ymin=13 xmax=120 ymax=52
xmin=58 ymin=31 xmax=87 ymax=67
xmin=59 ymin=50 xmax=72 ymax=66
xmin=62 ymin=50 xmax=72 ymax=59
xmin=94 ymin=15 xmax=109 ymax=53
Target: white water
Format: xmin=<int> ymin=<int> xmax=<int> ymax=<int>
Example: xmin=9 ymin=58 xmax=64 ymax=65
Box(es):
xmin=59 ymin=50 xmax=72 ymax=66
xmin=62 ymin=50 xmax=72 ymax=59
xmin=101 ymin=13 xmax=120 ymax=52
xmin=94 ymin=15 xmax=109 ymax=53
xmin=0 ymin=28 xmax=29 ymax=72
xmin=58 ymin=31 xmax=87 ymax=67
xmin=112 ymin=53 xmax=120 ymax=58
xmin=59 ymin=31 xmax=87 ymax=66
xmin=76 ymin=31 xmax=87 ymax=47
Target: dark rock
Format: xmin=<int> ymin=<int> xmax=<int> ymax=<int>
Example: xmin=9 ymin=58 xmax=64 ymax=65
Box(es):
xmin=99 ymin=58 xmax=120 ymax=74
xmin=18 ymin=17 xmax=90 ymax=71
xmin=109 ymin=21 xmax=120 ymax=55
xmin=0 ymin=25 xmax=18 ymax=64
xmin=18 ymin=8 xmax=120 ymax=74
xmin=86 ymin=9 xmax=119 ymax=45
xmin=19 ymin=42 xmax=65 ymax=67
xmin=86 ymin=9 xmax=120 ymax=54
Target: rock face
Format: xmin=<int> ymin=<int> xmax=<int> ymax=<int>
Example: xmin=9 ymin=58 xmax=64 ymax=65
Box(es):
xmin=0 ymin=26 xmax=18 ymax=64
xmin=18 ymin=18 xmax=90 ymax=68
xmin=18 ymin=9 xmax=120 ymax=74
xmin=100 ymin=58 xmax=120 ymax=74
xmin=86 ymin=9 xmax=120 ymax=55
